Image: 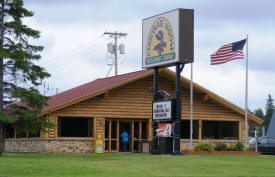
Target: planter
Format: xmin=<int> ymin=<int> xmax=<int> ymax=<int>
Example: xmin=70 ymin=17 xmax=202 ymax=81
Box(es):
xmin=183 ymin=151 xmax=261 ymax=155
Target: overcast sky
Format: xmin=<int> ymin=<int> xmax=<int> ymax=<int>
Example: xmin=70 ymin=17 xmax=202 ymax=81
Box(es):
xmin=23 ymin=0 xmax=275 ymax=112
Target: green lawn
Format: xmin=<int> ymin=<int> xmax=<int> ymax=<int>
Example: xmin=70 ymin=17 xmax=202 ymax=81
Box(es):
xmin=0 ymin=153 xmax=275 ymax=177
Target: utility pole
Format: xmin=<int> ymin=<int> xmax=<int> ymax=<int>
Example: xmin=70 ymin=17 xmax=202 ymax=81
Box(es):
xmin=104 ymin=31 xmax=127 ymax=76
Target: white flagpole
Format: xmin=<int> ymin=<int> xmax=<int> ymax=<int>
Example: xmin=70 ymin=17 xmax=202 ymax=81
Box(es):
xmin=244 ymin=35 xmax=249 ymax=149
xmin=190 ymin=63 xmax=193 ymax=150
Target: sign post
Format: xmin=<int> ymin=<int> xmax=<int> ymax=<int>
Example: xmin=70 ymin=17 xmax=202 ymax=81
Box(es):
xmin=142 ymin=8 xmax=194 ymax=155
xmin=173 ymin=64 xmax=181 ymax=154
xmin=152 ymin=67 xmax=159 ymax=154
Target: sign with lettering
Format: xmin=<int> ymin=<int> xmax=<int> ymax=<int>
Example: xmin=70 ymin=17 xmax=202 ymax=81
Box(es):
xmin=142 ymin=8 xmax=194 ymax=69
xmin=152 ymin=100 xmax=175 ymax=121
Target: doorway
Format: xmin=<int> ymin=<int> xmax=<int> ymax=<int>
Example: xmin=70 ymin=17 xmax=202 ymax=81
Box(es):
xmin=119 ymin=121 xmax=131 ymax=152
xmin=104 ymin=119 xmax=148 ymax=152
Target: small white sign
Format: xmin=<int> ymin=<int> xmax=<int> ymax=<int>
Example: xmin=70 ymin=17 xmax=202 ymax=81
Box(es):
xmin=153 ymin=101 xmax=172 ymax=120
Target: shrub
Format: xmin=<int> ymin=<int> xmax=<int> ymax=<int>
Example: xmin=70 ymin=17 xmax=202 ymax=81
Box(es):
xmin=195 ymin=142 xmax=214 ymax=152
xmin=183 ymin=148 xmax=193 ymax=153
xmin=226 ymin=144 xmax=234 ymax=151
xmin=234 ymin=142 xmax=244 ymax=151
xmin=214 ymin=143 xmax=227 ymax=151
xmin=247 ymin=146 xmax=255 ymax=151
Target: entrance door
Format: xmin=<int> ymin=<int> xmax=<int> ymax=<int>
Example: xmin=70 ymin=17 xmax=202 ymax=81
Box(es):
xmin=104 ymin=120 xmax=119 ymax=152
xmin=105 ymin=119 xmax=148 ymax=152
xmin=131 ymin=121 xmax=148 ymax=152
xmin=119 ymin=121 xmax=131 ymax=152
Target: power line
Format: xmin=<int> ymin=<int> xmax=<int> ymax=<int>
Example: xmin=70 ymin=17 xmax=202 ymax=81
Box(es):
xmin=39 ymin=35 xmax=107 ymax=65
xmin=44 ymin=42 xmax=106 ymax=71
xmin=40 ymin=39 xmax=107 ymax=70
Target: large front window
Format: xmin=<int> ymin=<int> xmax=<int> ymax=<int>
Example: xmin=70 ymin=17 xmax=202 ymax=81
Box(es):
xmin=181 ymin=120 xmax=199 ymax=139
xmin=202 ymin=121 xmax=238 ymax=140
xmin=58 ymin=117 xmax=93 ymax=137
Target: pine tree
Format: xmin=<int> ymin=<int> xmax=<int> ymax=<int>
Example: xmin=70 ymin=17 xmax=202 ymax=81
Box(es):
xmin=264 ymin=94 xmax=274 ymax=133
xmin=263 ymin=94 xmax=274 ymax=131
xmin=254 ymin=108 xmax=265 ymax=120
xmin=250 ymin=108 xmax=264 ymax=136
xmin=0 ymin=0 xmax=53 ymax=154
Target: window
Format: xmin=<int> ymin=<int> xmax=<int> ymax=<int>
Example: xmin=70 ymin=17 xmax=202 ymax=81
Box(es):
xmin=202 ymin=121 xmax=238 ymax=140
xmin=4 ymin=125 xmax=15 ymax=138
xmin=58 ymin=117 xmax=93 ymax=137
xmin=181 ymin=120 xmax=198 ymax=139
xmin=29 ymin=130 xmax=40 ymax=138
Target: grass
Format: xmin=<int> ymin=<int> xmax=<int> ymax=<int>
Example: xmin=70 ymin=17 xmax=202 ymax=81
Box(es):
xmin=0 ymin=153 xmax=275 ymax=177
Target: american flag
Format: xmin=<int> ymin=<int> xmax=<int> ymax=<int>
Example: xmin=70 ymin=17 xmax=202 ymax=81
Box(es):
xmin=211 ymin=39 xmax=246 ymax=65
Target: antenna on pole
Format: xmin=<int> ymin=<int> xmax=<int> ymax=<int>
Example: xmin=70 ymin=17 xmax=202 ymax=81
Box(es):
xmin=104 ymin=31 xmax=127 ymax=76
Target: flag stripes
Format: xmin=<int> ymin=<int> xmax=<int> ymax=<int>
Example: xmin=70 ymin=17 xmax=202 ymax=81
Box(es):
xmin=210 ymin=39 xmax=246 ymax=65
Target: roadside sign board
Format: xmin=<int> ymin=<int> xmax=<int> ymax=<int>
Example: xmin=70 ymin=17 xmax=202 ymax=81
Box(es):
xmin=142 ymin=8 xmax=194 ymax=69
xmin=152 ymin=100 xmax=175 ymax=122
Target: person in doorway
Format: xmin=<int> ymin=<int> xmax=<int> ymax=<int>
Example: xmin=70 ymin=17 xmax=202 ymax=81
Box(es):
xmin=121 ymin=129 xmax=129 ymax=152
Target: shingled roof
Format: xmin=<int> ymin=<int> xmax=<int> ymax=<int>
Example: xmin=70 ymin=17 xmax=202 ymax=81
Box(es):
xmin=43 ymin=69 xmax=153 ymax=113
xmin=42 ymin=68 xmax=262 ymax=124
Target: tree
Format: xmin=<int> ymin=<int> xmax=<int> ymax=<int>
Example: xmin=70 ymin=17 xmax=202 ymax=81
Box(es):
xmin=250 ymin=108 xmax=264 ymax=136
xmin=264 ymin=94 xmax=274 ymax=133
xmin=254 ymin=108 xmax=265 ymax=120
xmin=0 ymin=0 xmax=53 ymax=154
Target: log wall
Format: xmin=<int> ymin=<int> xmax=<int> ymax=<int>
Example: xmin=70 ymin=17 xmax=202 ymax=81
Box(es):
xmin=46 ymin=74 xmax=245 ymax=142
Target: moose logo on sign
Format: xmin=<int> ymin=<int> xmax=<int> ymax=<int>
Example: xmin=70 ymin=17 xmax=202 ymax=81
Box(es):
xmin=146 ymin=17 xmax=175 ymax=65
xmin=153 ymin=30 xmax=167 ymax=56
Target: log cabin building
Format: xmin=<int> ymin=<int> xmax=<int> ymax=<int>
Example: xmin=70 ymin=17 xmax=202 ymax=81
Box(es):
xmin=3 ymin=68 xmax=262 ymax=153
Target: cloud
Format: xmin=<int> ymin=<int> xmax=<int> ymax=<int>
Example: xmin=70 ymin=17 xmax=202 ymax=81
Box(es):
xmin=23 ymin=0 xmax=275 ymax=111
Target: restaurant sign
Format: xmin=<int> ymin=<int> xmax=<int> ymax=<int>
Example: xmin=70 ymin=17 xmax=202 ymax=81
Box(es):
xmin=142 ymin=8 xmax=194 ymax=69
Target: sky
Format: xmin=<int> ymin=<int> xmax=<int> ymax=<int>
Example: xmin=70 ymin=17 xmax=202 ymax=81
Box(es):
xmin=23 ymin=0 xmax=275 ymax=112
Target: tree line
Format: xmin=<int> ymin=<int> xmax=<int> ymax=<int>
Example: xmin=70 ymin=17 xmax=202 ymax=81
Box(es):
xmin=250 ymin=94 xmax=274 ymax=136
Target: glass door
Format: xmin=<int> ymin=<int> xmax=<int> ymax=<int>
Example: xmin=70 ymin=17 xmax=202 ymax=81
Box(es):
xmin=105 ymin=119 xmax=148 ymax=152
xmin=105 ymin=120 xmax=119 ymax=152
xmin=132 ymin=121 xmax=148 ymax=152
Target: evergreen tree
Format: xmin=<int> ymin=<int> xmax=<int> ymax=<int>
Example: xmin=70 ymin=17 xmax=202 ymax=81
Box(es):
xmin=264 ymin=94 xmax=274 ymax=133
xmin=250 ymin=108 xmax=264 ymax=136
xmin=0 ymin=0 xmax=53 ymax=154
xmin=254 ymin=108 xmax=265 ymax=120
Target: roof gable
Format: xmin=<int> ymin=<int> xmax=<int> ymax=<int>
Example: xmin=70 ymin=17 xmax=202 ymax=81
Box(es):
xmin=43 ymin=69 xmax=153 ymax=114
xmin=42 ymin=68 xmax=262 ymax=124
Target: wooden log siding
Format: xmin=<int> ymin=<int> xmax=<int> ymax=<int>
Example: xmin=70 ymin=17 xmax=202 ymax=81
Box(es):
xmin=95 ymin=117 xmax=104 ymax=139
xmin=48 ymin=116 xmax=57 ymax=138
xmin=46 ymin=75 xmax=245 ymax=142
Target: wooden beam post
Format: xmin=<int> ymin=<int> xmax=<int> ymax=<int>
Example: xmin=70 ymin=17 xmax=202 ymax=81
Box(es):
xmin=117 ymin=121 xmax=119 ymax=152
xmin=139 ymin=121 xmax=142 ymax=141
xmin=55 ymin=117 xmax=58 ymax=138
xmin=198 ymin=120 xmax=202 ymax=140
xmin=131 ymin=121 xmax=134 ymax=152
xmin=148 ymin=118 xmax=152 ymax=141
xmin=108 ymin=121 xmax=111 ymax=152
xmin=93 ymin=117 xmax=97 ymax=139
xmin=238 ymin=121 xmax=242 ymax=142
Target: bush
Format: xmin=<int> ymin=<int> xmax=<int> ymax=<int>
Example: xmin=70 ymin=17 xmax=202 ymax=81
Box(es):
xmin=234 ymin=142 xmax=244 ymax=151
xmin=226 ymin=144 xmax=234 ymax=151
xmin=214 ymin=143 xmax=227 ymax=151
xmin=195 ymin=142 xmax=214 ymax=152
xmin=225 ymin=142 xmax=244 ymax=151
xmin=247 ymin=146 xmax=255 ymax=151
